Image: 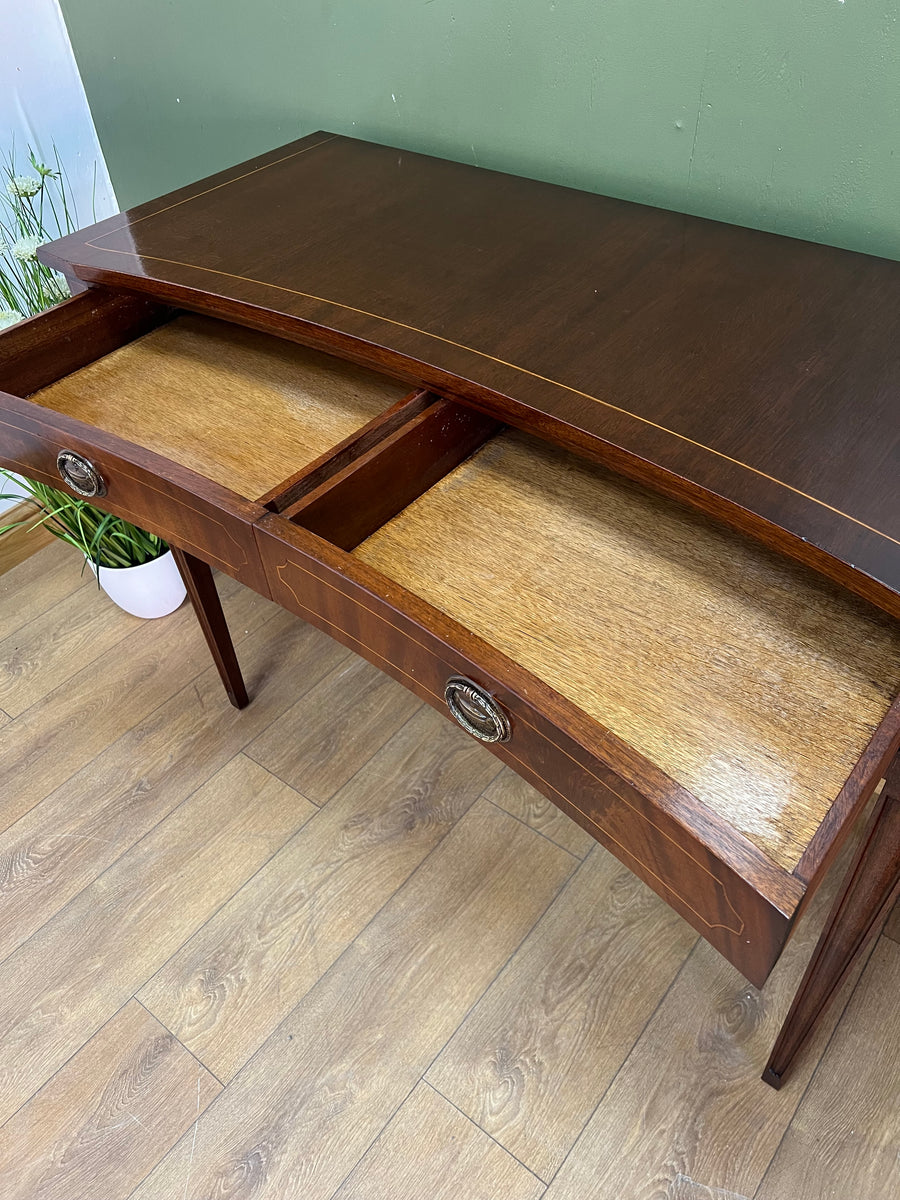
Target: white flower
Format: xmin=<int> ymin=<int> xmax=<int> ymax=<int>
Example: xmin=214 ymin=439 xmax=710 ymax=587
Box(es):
xmin=12 ymin=235 xmax=44 ymax=262
xmin=46 ymin=274 xmax=71 ymax=303
xmin=0 ymin=310 xmax=25 ymax=330
xmin=7 ymin=175 xmax=41 ymax=199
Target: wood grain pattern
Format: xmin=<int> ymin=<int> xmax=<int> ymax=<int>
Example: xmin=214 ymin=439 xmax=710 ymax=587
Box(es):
xmin=0 ymin=566 xmax=137 ymax=717
xmin=792 ymin=697 xmax=900 ymax=895
xmin=172 ymin=548 xmax=249 ymax=708
xmin=756 ymin=938 xmax=900 ymax=1200
xmin=671 ymin=1181 xmax=752 ymax=1200
xmin=0 ymin=537 xmax=87 ymax=635
xmin=261 ymin=387 xmax=431 ymax=511
xmin=764 ymin=763 xmax=900 ymax=1086
xmin=0 ymin=571 xmax=270 ymax=831
xmin=483 ymin=767 xmax=594 ymax=858
xmin=426 ymin=848 xmax=697 ymax=1180
xmin=0 ymin=753 xmax=311 ymax=1125
xmin=0 ymin=287 xmax=167 ymax=398
xmin=29 ymin=312 xmax=407 ymax=500
xmin=139 ymin=706 xmax=500 ymax=1080
xmin=245 ymin=654 xmax=422 ymax=804
xmin=356 ymin=429 xmax=900 ymax=872
xmin=286 ymin=398 xmax=500 ymax=549
xmin=0 ymin=1000 xmax=221 ymax=1200
xmin=332 ymin=1082 xmax=544 ymax=1200
xmin=258 ymin=514 xmax=801 ymax=987
xmin=0 ymin=550 xmax=896 ymax=1199
xmin=0 ymin=500 xmax=56 ymax=577
xmin=0 ymin=608 xmax=346 ymax=963
xmin=6 ymin=140 xmax=894 ymax=1061
xmin=884 ymin=897 xmax=900 ymax=943
xmin=129 ymin=802 xmax=574 ymax=1200
xmin=0 ymin=388 xmax=271 ymax=591
xmin=38 ymin=132 xmax=900 ymax=615
xmin=540 ymin=835 xmax=878 ymax=1200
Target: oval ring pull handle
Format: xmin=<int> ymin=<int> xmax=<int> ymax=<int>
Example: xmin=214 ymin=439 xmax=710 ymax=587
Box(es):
xmin=444 ymin=676 xmax=511 ymax=743
xmin=56 ymin=450 xmax=107 ymax=498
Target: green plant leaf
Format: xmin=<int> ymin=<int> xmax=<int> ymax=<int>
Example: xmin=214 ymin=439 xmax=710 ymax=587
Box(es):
xmin=0 ymin=468 xmax=167 ymax=568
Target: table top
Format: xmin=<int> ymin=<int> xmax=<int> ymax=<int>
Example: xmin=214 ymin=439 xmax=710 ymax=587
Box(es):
xmin=41 ymin=131 xmax=900 ymax=616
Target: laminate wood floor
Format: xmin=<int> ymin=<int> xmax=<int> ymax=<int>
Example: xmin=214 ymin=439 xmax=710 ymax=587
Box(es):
xmin=0 ymin=539 xmax=897 ymax=1200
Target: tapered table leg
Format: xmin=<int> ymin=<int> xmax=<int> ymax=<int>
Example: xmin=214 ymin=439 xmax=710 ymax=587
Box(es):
xmin=763 ymin=756 xmax=900 ymax=1088
xmin=171 ymin=547 xmax=249 ymax=709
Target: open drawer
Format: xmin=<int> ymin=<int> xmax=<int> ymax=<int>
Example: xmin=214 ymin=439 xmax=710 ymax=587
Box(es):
xmin=256 ymin=404 xmax=900 ymax=987
xmin=0 ymin=288 xmax=418 ymax=590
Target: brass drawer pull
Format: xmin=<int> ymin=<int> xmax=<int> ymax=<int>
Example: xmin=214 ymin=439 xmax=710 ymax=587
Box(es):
xmin=444 ymin=676 xmax=511 ymax=743
xmin=57 ymin=450 xmax=107 ymax=498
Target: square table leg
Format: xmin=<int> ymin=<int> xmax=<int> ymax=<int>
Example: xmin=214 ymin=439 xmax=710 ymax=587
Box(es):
xmin=171 ymin=547 xmax=249 ymax=709
xmin=763 ymin=755 xmax=900 ymax=1087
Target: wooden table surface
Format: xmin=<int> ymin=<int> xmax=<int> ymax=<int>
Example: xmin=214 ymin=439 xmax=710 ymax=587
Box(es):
xmin=42 ymin=131 xmax=900 ymax=617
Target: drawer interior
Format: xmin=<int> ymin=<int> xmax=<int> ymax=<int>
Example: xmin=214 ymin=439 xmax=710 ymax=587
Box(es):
xmin=344 ymin=427 xmax=900 ymax=873
xmin=26 ymin=312 xmax=410 ymax=500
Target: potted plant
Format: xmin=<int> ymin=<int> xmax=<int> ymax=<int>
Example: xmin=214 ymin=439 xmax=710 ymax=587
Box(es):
xmin=0 ymin=145 xmax=184 ymax=617
xmin=0 ymin=470 xmax=186 ymax=618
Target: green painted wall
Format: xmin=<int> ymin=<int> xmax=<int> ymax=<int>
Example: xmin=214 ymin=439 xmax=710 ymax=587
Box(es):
xmin=60 ymin=1 xmax=899 ymax=258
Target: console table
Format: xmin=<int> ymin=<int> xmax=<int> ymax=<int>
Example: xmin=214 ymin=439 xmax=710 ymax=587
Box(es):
xmin=1 ymin=132 xmax=897 ymax=1087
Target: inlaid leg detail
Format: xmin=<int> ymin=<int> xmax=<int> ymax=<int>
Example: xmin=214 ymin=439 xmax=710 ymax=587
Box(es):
xmin=172 ymin=547 xmax=249 ymax=709
xmin=763 ymin=756 xmax=900 ymax=1088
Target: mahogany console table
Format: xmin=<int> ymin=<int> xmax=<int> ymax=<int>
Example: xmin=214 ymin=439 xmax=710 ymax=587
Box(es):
xmin=1 ymin=133 xmax=898 ymax=1087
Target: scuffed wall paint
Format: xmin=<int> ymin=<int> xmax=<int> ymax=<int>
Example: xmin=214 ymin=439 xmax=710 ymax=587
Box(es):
xmin=58 ymin=0 xmax=899 ymax=258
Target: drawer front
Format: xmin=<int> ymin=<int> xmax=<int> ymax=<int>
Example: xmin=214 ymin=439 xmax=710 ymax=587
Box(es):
xmin=0 ymin=390 xmax=269 ymax=594
xmin=257 ymin=513 xmax=795 ymax=987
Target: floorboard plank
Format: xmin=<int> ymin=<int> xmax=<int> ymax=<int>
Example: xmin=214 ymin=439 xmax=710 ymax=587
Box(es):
xmin=0 ymin=1000 xmax=221 ymax=1200
xmin=332 ymin=1082 xmax=545 ymax=1200
xmin=0 ymin=577 xmax=143 ymax=717
xmin=427 ymin=848 xmax=697 ymax=1180
xmin=140 ymin=706 xmax=502 ymax=1080
xmin=540 ymin=873 xmax=876 ymax=1200
xmin=245 ymin=654 xmax=423 ymax=804
xmin=0 ymin=484 xmax=895 ymax=1199
xmin=129 ymin=801 xmax=574 ymax=1200
xmin=672 ymin=1180 xmax=753 ymax=1200
xmin=0 ymin=609 xmax=346 ymax=963
xmin=0 ymin=575 xmax=272 ymax=830
xmin=883 ymin=897 xmax=900 ymax=943
xmin=0 ymin=754 xmax=313 ymax=1125
xmin=483 ymin=768 xmax=594 ymax=858
xmin=0 ymin=539 xmax=87 ymax=639
xmin=0 ymin=502 xmax=56 ymax=578
xmin=755 ymin=936 xmax=900 ymax=1200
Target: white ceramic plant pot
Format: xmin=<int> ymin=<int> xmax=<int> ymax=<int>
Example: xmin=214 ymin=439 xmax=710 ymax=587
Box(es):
xmin=89 ymin=549 xmax=187 ymax=618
